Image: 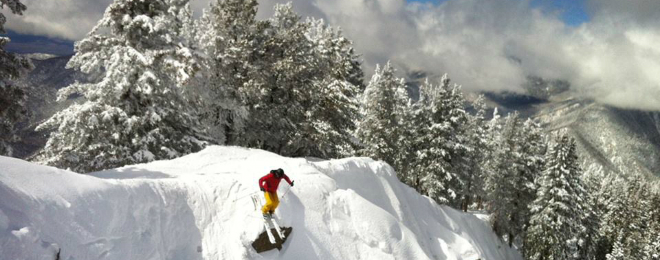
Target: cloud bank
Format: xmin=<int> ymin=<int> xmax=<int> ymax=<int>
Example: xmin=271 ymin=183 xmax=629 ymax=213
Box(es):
xmin=4 ymin=0 xmax=660 ymax=110
xmin=257 ymin=0 xmax=660 ymax=110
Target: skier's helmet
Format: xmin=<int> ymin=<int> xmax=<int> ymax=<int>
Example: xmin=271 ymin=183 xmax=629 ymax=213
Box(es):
xmin=273 ymin=168 xmax=284 ymax=178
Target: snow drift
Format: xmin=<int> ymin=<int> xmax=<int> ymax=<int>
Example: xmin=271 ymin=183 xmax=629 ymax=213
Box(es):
xmin=0 ymin=146 xmax=521 ymax=259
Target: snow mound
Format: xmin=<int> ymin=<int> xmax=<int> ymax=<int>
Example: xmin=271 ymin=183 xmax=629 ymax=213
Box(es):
xmin=0 ymin=146 xmax=521 ymax=260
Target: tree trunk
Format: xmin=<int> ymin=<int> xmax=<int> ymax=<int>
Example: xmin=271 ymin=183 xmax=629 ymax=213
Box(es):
xmin=508 ymin=232 xmax=514 ymax=247
xmin=461 ymin=195 xmax=471 ymax=212
xmin=462 ymin=179 xmax=472 ymax=212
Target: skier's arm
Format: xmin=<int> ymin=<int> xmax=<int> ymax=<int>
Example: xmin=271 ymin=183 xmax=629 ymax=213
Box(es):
xmin=283 ymin=174 xmax=293 ymax=186
xmin=258 ymin=175 xmax=267 ymax=190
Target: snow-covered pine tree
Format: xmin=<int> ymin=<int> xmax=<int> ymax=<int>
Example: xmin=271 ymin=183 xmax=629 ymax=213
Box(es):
xmin=601 ymin=173 xmax=654 ymax=260
xmin=579 ymin=163 xmax=605 ymax=260
xmin=646 ymin=187 xmax=660 ymax=260
xmin=305 ymin=78 xmax=361 ymax=157
xmin=525 ymin=135 xmax=594 ymax=260
xmin=0 ymin=0 xmax=32 ymax=156
xmin=605 ymin=235 xmax=626 ymax=260
xmin=486 ymin=113 xmax=520 ymax=245
xmin=37 ymin=0 xmax=204 ymax=172
xmin=576 ymin=193 xmax=600 ymax=260
xmin=300 ymin=17 xmax=362 ymax=157
xmin=355 ymin=62 xmax=408 ymax=168
xmin=395 ymin=98 xmax=417 ymax=183
xmin=406 ymin=74 xmax=468 ymax=205
xmin=593 ymin=175 xmax=627 ymax=259
xmin=238 ymin=3 xmax=362 ymax=158
xmin=236 ymin=3 xmax=306 ymax=155
xmin=441 ymin=77 xmax=471 ymax=207
xmin=486 ymin=113 xmax=545 ymax=247
xmin=517 ymin=118 xmax=547 ymax=243
xmin=457 ymin=95 xmax=491 ymax=212
xmin=193 ymin=0 xmax=264 ymax=144
xmin=642 ymin=233 xmax=660 ymax=260
xmin=305 ymin=18 xmax=364 ymax=90
xmin=0 ymin=78 xmax=28 ymax=156
xmin=404 ymin=79 xmax=434 ymax=191
xmin=473 ymin=106 xmax=502 ymax=210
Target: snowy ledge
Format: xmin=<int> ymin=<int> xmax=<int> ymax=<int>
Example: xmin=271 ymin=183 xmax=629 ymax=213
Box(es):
xmin=0 ymin=146 xmax=521 ymax=260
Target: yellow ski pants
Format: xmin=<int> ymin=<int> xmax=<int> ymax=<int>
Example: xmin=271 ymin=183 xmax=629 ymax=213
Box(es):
xmin=262 ymin=191 xmax=279 ymax=214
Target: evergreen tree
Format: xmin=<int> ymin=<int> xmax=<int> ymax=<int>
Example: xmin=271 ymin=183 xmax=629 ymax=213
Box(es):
xmin=355 ymin=62 xmax=407 ymax=167
xmin=237 ymin=3 xmax=309 ymax=155
xmin=193 ymin=0 xmax=263 ymax=144
xmin=305 ymin=17 xmax=364 ymax=90
xmin=581 ymin=163 xmax=606 ymax=260
xmin=457 ymin=95 xmax=491 ymax=212
xmin=606 ymin=236 xmax=625 ymax=260
xmin=406 ymin=75 xmax=468 ymax=205
xmin=486 ymin=113 xmax=520 ymax=245
xmin=525 ymin=135 xmax=594 ymax=260
xmin=474 ymin=107 xmax=502 ymax=210
xmin=238 ymin=3 xmax=362 ymax=158
xmin=591 ymin=174 xmax=624 ymax=259
xmin=37 ymin=0 xmax=204 ymax=172
xmin=0 ymin=0 xmax=32 ymax=156
xmin=486 ymin=113 xmax=545 ymax=247
xmin=646 ymin=187 xmax=660 ymax=260
xmin=642 ymin=233 xmax=660 ymax=260
xmin=301 ymin=17 xmax=363 ymax=157
xmin=601 ymin=174 xmax=654 ymax=260
xmin=517 ymin=119 xmax=548 ymax=246
xmin=396 ymin=98 xmax=417 ymax=183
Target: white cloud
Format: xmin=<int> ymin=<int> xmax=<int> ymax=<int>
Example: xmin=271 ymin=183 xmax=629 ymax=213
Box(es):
xmin=3 ymin=0 xmax=220 ymax=40
xmin=4 ymin=0 xmax=660 ymax=110
xmin=258 ymin=0 xmax=660 ymax=110
xmin=586 ymin=0 xmax=660 ymax=26
xmin=3 ymin=0 xmax=112 ymax=40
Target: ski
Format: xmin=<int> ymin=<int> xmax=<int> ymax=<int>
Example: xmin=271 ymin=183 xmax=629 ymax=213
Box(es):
xmin=263 ymin=216 xmax=277 ymax=244
xmin=253 ymin=194 xmax=278 ymax=244
xmin=269 ymin=215 xmax=286 ymax=240
xmin=252 ymin=193 xmax=287 ymax=244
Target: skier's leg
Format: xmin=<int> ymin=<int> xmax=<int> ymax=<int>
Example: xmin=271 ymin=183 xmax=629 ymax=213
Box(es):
xmin=262 ymin=192 xmax=273 ymax=214
xmin=271 ymin=193 xmax=279 ymax=214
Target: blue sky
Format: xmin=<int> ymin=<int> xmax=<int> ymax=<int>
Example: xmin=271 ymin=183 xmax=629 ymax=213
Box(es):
xmin=530 ymin=0 xmax=589 ymax=26
xmin=409 ymin=0 xmax=589 ymax=25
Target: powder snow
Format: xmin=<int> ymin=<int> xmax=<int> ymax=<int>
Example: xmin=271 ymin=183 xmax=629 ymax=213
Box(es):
xmin=0 ymin=146 xmax=521 ymax=260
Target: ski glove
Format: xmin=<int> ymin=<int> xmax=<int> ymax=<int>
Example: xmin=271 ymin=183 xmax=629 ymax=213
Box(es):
xmin=260 ymin=187 xmax=265 ymax=192
xmin=291 ymin=181 xmax=294 ymax=187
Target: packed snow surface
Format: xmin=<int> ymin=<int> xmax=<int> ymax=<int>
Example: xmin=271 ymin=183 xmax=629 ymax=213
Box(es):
xmin=0 ymin=146 xmax=521 ymax=259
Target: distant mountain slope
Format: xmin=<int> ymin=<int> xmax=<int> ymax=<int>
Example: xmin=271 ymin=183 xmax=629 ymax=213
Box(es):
xmin=13 ymin=55 xmax=85 ymax=158
xmin=534 ymin=94 xmax=660 ymax=177
xmin=406 ymin=69 xmax=660 ymax=178
xmin=486 ymin=90 xmax=660 ymax=178
xmin=19 ymin=53 xmax=58 ymax=61
xmin=24 ymin=55 xmax=82 ymax=90
xmin=0 ymin=146 xmax=522 ymax=260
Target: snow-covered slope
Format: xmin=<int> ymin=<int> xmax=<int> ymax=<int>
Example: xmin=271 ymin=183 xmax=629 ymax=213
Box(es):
xmin=0 ymin=146 xmax=521 ymax=260
xmin=13 ymin=55 xmax=87 ymax=158
xmin=483 ymin=89 xmax=660 ymax=179
xmin=531 ymin=94 xmax=660 ymax=178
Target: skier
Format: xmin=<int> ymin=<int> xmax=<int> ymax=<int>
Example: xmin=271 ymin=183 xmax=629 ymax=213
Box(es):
xmin=258 ymin=168 xmax=294 ymax=219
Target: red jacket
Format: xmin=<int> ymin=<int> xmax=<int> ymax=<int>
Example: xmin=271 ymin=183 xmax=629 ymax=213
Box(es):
xmin=259 ymin=172 xmax=292 ymax=193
